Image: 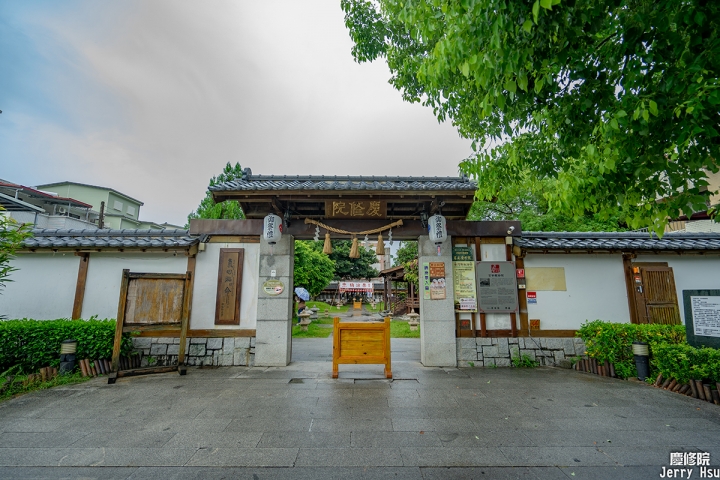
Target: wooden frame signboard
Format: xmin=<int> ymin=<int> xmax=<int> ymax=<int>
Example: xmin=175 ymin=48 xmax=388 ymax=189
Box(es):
xmin=110 ymin=269 xmax=194 ymax=383
xmin=215 ymin=248 xmax=244 ymax=325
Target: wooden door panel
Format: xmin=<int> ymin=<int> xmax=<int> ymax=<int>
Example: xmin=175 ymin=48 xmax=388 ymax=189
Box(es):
xmin=627 ymin=263 xmax=681 ymax=325
xmin=641 ymin=268 xmax=678 ymax=304
xmin=647 ymin=305 xmax=681 ymax=325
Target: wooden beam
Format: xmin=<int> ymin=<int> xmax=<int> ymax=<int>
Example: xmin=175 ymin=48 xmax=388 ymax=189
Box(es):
xmin=123 ymin=328 xmax=256 ymax=338
xmin=71 ymin=253 xmax=90 ymax=320
xmin=208 ymin=236 xmax=260 ymax=243
xmin=190 ymin=218 xmax=522 ymax=240
xmin=622 ymin=254 xmax=639 ymax=324
xmin=516 ymin=257 xmax=529 ymax=336
xmin=111 ymin=269 xmax=130 ymax=372
xmin=524 ymin=329 xmax=577 ymax=338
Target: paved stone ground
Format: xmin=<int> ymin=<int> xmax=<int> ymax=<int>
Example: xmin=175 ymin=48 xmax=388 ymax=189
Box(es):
xmin=0 ymin=338 xmax=719 ymax=479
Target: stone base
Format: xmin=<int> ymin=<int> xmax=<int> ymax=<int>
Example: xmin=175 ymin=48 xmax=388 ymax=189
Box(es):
xmin=131 ymin=337 xmax=255 ymax=367
xmin=456 ymin=337 xmax=586 ymax=367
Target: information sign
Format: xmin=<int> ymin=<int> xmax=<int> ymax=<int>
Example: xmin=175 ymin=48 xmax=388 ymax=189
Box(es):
xmin=683 ymin=290 xmax=720 ymax=349
xmin=475 ymin=261 xmax=518 ymax=313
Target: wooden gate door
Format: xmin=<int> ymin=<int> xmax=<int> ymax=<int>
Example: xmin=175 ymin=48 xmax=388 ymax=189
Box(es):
xmin=629 ymin=263 xmax=681 ymax=325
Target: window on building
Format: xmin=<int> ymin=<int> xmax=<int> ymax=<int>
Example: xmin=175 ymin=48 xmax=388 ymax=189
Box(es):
xmin=127 ymin=205 xmax=136 ymax=216
xmin=113 ymin=200 xmax=123 ymax=211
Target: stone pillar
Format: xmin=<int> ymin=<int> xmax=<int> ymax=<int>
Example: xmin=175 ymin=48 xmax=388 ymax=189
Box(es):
xmin=418 ymin=234 xmax=456 ymax=366
xmin=254 ymin=234 xmax=294 ymax=366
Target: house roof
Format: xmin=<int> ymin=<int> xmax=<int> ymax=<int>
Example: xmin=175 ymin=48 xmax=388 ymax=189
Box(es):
xmin=0 ymin=181 xmax=93 ymax=209
xmin=22 ymin=229 xmax=198 ymax=250
xmin=209 ymin=168 xmax=477 ymax=220
xmin=35 ymin=181 xmax=144 ymax=206
xmin=515 ymin=231 xmax=720 ymax=252
xmin=0 ymin=192 xmax=45 ymax=212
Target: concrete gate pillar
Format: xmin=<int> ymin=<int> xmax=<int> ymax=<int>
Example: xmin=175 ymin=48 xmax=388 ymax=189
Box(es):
xmin=418 ymin=235 xmax=457 ymax=367
xmin=255 ymin=234 xmax=294 ymax=366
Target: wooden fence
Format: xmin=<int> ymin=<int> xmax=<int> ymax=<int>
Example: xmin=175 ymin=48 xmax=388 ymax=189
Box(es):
xmin=332 ymin=317 xmax=392 ymax=379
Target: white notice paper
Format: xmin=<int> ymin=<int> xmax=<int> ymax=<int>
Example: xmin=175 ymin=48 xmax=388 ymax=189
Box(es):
xmin=691 ymin=296 xmax=720 ymax=338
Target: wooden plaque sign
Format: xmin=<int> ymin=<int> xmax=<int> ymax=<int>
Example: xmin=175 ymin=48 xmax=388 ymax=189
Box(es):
xmin=215 ymin=248 xmax=244 ymax=325
xmin=325 ymin=200 xmax=386 ymax=219
xmin=429 ymin=262 xmax=445 ymax=278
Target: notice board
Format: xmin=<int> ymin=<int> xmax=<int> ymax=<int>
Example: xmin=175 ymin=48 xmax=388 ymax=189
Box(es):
xmin=475 ymin=261 xmax=518 ymax=313
xmin=683 ymin=290 xmax=720 ymax=349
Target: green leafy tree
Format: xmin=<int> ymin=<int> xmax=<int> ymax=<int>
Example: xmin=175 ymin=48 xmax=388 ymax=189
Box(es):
xmin=186 ymin=162 xmax=245 ymax=227
xmin=0 ymin=209 xmax=32 ymax=296
xmin=393 ymin=241 xmax=419 ymax=288
xmin=468 ymin=177 xmax=628 ymax=232
xmin=294 ymin=241 xmax=335 ymax=297
xmin=327 ymin=240 xmax=379 ymax=280
xmin=342 ymin=0 xmax=720 ymax=233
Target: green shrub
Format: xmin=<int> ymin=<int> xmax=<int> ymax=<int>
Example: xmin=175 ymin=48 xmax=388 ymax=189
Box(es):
xmin=653 ymin=344 xmax=720 ymax=384
xmin=576 ymin=320 xmax=686 ymax=379
xmin=0 ymin=319 xmax=133 ymax=373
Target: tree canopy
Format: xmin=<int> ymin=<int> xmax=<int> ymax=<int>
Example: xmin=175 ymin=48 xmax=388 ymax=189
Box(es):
xmin=342 ymin=0 xmax=720 ymax=233
xmin=468 ymin=176 xmax=627 ymax=231
xmin=294 ymin=241 xmax=336 ymax=297
xmin=186 ymin=162 xmax=245 ymax=227
xmin=326 ymin=240 xmax=379 ymax=280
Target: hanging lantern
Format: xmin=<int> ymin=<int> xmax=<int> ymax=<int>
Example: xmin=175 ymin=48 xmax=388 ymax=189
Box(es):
xmin=323 ymin=232 xmax=333 ymax=254
xmin=376 ymin=233 xmax=385 ymax=255
xmin=428 ymin=214 xmax=447 ymax=255
xmin=263 ymin=214 xmax=283 ymax=245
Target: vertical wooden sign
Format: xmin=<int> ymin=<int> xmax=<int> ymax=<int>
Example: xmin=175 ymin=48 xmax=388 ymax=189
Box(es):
xmin=215 ymin=248 xmax=244 ymax=325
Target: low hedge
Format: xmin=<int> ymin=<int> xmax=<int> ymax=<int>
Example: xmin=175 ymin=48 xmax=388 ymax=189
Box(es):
xmin=0 ymin=319 xmax=133 ymax=374
xmin=653 ymin=343 xmax=720 ymax=385
xmin=576 ymin=320 xmax=686 ymax=379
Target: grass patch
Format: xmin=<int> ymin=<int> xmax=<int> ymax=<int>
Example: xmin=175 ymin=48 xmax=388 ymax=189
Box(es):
xmin=390 ymin=320 xmax=420 ymax=338
xmin=306 ymin=301 xmax=351 ymax=314
xmin=292 ymin=322 xmax=333 ymax=338
xmin=0 ymin=370 xmax=91 ymax=402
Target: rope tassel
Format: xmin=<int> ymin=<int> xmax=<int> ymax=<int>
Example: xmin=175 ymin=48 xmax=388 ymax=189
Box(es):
xmin=376 ymin=233 xmax=385 ymax=255
xmin=323 ymin=232 xmax=333 ymax=255
xmin=349 ymin=237 xmax=360 ymax=258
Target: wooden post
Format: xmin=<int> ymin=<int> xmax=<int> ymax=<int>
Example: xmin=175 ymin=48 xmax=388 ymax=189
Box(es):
xmin=111 ymin=269 xmax=130 ymax=373
xmin=177 ymin=270 xmax=194 ymax=367
xmin=72 ymin=254 xmax=90 ymax=320
xmin=516 ymin=256 xmax=529 ymax=336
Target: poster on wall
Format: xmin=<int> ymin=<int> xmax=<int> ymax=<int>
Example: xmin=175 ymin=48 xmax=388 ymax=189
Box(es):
xmin=683 ymin=290 xmax=720 ymax=349
xmin=422 ymin=262 xmax=431 ymax=300
xmin=428 ymin=261 xmax=446 ymax=300
xmin=475 ymin=261 xmax=518 ymax=313
xmin=452 ymin=246 xmax=477 ymax=312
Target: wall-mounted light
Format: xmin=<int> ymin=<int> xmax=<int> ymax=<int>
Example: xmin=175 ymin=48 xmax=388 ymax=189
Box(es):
xmin=507 ymin=225 xmax=515 ymax=235
xmin=420 ymin=211 xmax=429 ymax=229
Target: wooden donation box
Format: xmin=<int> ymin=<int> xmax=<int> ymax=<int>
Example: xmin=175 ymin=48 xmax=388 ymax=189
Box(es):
xmin=332 ymin=317 xmax=392 ymax=379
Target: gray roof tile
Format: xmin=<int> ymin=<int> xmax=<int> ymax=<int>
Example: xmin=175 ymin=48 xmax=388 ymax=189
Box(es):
xmin=22 ymin=229 xmax=198 ymax=249
xmin=209 ymin=172 xmax=477 ymax=193
xmin=515 ymin=231 xmax=720 ymax=251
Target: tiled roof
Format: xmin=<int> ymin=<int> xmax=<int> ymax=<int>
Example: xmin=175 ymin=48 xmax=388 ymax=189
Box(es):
xmin=515 ymin=231 xmax=720 ymax=251
xmin=210 ymin=169 xmax=477 ymax=192
xmin=22 ymin=229 xmax=198 ymax=249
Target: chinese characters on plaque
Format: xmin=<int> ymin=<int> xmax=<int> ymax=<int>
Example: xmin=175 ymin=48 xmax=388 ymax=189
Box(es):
xmin=452 ymin=246 xmax=477 ymax=312
xmin=475 ymin=261 xmax=518 ymax=313
xmin=325 ymin=200 xmax=386 ymax=219
xmin=215 ymin=248 xmax=244 ymax=325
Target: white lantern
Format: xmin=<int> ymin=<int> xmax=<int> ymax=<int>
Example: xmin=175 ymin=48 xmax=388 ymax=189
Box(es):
xmin=428 ymin=214 xmax=447 ymax=244
xmin=263 ymin=214 xmax=283 ymax=245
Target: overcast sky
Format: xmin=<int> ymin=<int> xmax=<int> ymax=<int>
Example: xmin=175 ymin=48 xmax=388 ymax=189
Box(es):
xmin=0 ymin=1 xmax=472 ymax=226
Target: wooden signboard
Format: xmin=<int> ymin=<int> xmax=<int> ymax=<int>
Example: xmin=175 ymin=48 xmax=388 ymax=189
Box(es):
xmin=325 ymin=200 xmax=386 ymax=219
xmin=332 ymin=317 xmax=392 ymax=378
xmin=683 ymin=290 xmax=720 ymax=349
xmin=110 ymin=269 xmax=193 ymax=383
xmin=215 ymin=248 xmax=244 ymax=325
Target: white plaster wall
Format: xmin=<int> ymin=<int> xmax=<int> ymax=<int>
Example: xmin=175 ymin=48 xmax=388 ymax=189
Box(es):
xmin=634 ymin=254 xmax=720 ymax=324
xmin=479 ymin=243 xmax=512 ymax=330
xmin=191 ymin=243 xmax=259 ymax=330
xmin=523 ymin=254 xmax=631 ymax=329
xmin=0 ymin=253 xmax=80 ymax=319
xmin=82 ymin=253 xmax=188 ymax=319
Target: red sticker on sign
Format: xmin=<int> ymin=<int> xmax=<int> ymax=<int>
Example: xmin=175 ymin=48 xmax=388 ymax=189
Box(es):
xmin=491 ymin=264 xmax=500 ymax=274
xmin=516 ymin=269 xmax=525 ymax=278
xmin=526 ymin=291 xmax=537 ymax=299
